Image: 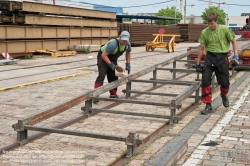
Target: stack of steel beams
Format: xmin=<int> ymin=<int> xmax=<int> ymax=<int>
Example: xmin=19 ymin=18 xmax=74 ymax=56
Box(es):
xmin=188 ymin=24 xmax=207 ymax=42
xmin=177 ymin=24 xmax=207 ymax=42
xmin=0 ymin=1 xmax=118 ymax=53
xmin=118 ymin=23 xmax=182 ymax=45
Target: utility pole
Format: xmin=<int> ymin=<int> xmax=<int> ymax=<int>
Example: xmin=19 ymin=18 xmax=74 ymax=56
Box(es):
xmin=179 ymin=0 xmax=183 ymax=15
xmin=184 ymin=0 xmax=186 ymax=23
xmin=175 ymin=0 xmax=177 ymax=24
xmin=184 ymin=0 xmax=194 ymax=24
xmin=208 ymin=0 xmax=212 ymax=7
xmin=212 ymin=1 xmax=225 ymax=8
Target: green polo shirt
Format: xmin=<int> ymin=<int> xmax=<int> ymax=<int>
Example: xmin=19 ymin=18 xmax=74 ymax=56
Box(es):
xmin=198 ymin=25 xmax=235 ymax=53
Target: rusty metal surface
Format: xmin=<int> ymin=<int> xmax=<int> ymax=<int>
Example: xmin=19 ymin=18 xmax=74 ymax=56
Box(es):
xmin=0 ymin=14 xmax=118 ymax=27
xmin=12 ymin=50 xmax=196 ymax=127
xmin=174 ymin=81 xmax=200 ymax=104
xmin=0 ymin=38 xmax=110 ymax=53
xmin=89 ymin=108 xmax=172 ymax=119
xmin=26 ymin=93 xmax=90 ymax=125
xmin=0 ymin=1 xmax=116 ymax=19
xmin=118 ymin=23 xmax=182 ymax=45
xmin=24 ymin=125 xmax=127 ymax=142
xmin=0 ymin=23 xmax=118 ymax=37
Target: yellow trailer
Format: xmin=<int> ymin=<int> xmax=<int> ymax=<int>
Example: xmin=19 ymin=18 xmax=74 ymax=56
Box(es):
xmin=146 ymin=34 xmax=180 ymax=53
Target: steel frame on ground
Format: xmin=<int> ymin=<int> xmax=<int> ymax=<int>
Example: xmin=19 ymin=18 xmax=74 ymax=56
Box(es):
xmin=12 ymin=43 xmax=250 ymax=158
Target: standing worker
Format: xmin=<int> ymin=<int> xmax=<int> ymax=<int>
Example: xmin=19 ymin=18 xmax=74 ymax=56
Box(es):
xmin=93 ymin=31 xmax=131 ymax=103
xmin=196 ymin=12 xmax=239 ymax=115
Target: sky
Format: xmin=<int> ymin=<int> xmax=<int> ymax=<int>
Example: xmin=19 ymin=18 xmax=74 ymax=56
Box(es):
xmin=84 ymin=0 xmax=250 ymax=16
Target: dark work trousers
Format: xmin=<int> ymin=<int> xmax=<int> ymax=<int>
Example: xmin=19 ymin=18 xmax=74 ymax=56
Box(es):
xmin=201 ymin=52 xmax=230 ymax=104
xmin=94 ymin=39 xmax=127 ymax=95
xmin=95 ymin=59 xmax=118 ymax=95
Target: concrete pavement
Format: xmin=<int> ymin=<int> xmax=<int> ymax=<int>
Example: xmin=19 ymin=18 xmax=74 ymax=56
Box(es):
xmin=0 ymin=41 xmax=250 ymax=166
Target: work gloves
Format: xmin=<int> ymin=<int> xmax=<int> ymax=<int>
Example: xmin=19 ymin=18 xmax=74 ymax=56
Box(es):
xmin=195 ymin=64 xmax=203 ymax=73
xmin=109 ymin=63 xmax=125 ymax=73
xmin=109 ymin=62 xmax=115 ymax=70
xmin=109 ymin=62 xmax=131 ymax=74
xmin=230 ymin=55 xmax=239 ymax=67
xmin=125 ymin=63 xmax=131 ymax=74
xmin=115 ymin=65 xmax=125 ymax=73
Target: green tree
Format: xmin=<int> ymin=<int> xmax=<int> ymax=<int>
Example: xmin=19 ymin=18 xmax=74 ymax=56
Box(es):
xmin=201 ymin=6 xmax=227 ymax=25
xmin=155 ymin=6 xmax=182 ymax=25
xmin=122 ymin=12 xmax=131 ymax=21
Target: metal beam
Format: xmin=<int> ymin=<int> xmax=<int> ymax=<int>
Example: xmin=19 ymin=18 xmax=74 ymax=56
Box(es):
xmin=156 ymin=68 xmax=197 ymax=74
xmin=0 ymin=25 xmax=118 ymax=39
xmin=90 ymin=50 xmax=197 ymax=97
xmin=13 ymin=50 xmax=196 ymax=126
xmin=0 ymin=1 xmax=116 ymax=19
xmin=173 ymin=81 xmax=200 ymax=106
xmin=129 ymin=90 xmax=199 ymax=98
xmin=90 ymin=97 xmax=171 ymax=107
xmin=131 ymin=79 xmax=195 ymax=85
xmin=5 ymin=14 xmax=117 ymax=27
xmin=89 ymin=108 xmax=181 ymax=120
xmin=24 ymin=125 xmax=126 ymax=142
xmin=0 ymin=38 xmax=110 ymax=53
xmin=23 ymin=93 xmax=90 ymax=125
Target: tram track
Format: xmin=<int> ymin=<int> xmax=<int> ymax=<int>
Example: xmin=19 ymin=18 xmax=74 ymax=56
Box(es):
xmin=1 ymin=69 xmax=237 ymax=164
xmin=0 ymin=48 xmax=197 ymax=153
xmin=0 ymin=46 xmax=189 ymax=73
xmin=0 ymin=73 xmax=192 ymax=152
xmin=2 ymin=43 xmax=249 ymax=165
xmin=0 ymin=46 xmax=191 ymax=91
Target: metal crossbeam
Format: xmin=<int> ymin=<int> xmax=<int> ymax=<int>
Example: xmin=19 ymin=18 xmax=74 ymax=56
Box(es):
xmin=129 ymin=90 xmax=198 ymax=98
xmin=89 ymin=108 xmax=180 ymax=120
xmin=174 ymin=82 xmax=200 ymax=104
xmin=131 ymin=79 xmax=195 ymax=86
xmin=90 ymin=97 xmax=170 ymax=107
xmin=156 ymin=68 xmax=197 ymax=74
xmin=24 ymin=125 xmax=126 ymax=142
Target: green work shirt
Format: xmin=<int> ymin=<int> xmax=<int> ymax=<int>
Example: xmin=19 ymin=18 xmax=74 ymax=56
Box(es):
xmin=198 ymin=25 xmax=235 ymax=53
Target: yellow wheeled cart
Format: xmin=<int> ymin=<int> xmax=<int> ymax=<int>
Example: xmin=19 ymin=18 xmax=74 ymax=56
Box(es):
xmin=146 ymin=34 xmax=180 ymax=53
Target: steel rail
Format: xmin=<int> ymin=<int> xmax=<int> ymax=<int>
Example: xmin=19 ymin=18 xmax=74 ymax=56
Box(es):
xmin=9 ymin=50 xmax=198 ymax=159
xmin=110 ymin=102 xmax=198 ymax=166
xmin=0 ymin=73 xmax=188 ymax=154
xmin=6 ymin=41 xmax=250 ymax=162
xmin=0 ymin=68 xmax=233 ymax=164
xmin=13 ymin=41 xmax=250 ymax=127
xmin=0 ymin=45 xmax=190 ymax=72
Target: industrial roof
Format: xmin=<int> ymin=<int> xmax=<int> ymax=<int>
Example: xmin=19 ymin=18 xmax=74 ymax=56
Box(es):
xmin=116 ymin=14 xmax=180 ymax=21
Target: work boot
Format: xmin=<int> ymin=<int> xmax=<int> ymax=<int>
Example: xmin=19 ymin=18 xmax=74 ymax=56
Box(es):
xmin=201 ymin=104 xmax=213 ymax=115
xmin=221 ymin=95 xmax=229 ymax=107
xmin=110 ymin=94 xmax=119 ymax=98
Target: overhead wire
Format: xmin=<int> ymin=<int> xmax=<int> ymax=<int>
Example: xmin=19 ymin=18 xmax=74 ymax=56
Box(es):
xmin=121 ymin=0 xmax=175 ymax=8
xmin=198 ymin=0 xmax=250 ymax=6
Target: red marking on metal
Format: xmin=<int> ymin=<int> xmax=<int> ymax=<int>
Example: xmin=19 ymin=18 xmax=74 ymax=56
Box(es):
xmin=158 ymin=28 xmax=165 ymax=34
xmin=1 ymin=52 xmax=13 ymax=60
